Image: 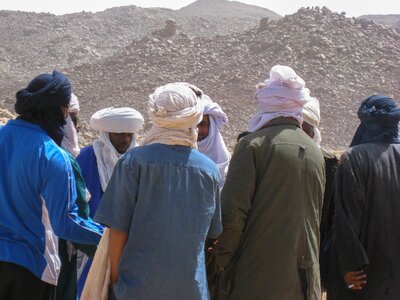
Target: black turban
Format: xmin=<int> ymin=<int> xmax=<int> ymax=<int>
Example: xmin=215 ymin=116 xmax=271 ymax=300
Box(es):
xmin=15 ymin=71 xmax=71 ymax=114
xmin=350 ymin=95 xmax=400 ymax=147
xmin=15 ymin=71 xmax=72 ymax=146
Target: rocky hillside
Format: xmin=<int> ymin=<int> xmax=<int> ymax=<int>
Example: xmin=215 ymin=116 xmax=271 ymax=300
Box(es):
xmin=358 ymin=14 xmax=400 ymax=27
xmin=393 ymin=20 xmax=400 ymax=31
xmin=0 ymin=1 xmax=280 ymax=94
xmin=1 ymin=7 xmax=399 ymax=150
xmin=6 ymin=6 xmax=396 ymax=150
xmin=0 ymin=108 xmax=14 ymax=125
xmin=179 ymin=0 xmax=280 ymax=19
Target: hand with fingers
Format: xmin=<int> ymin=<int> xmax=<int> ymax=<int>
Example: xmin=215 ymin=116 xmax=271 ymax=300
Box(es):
xmin=344 ymin=270 xmax=367 ymax=290
xmin=207 ymin=239 xmax=219 ymax=253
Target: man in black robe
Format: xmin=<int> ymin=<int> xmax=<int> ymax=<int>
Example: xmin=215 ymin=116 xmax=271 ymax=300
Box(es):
xmin=327 ymin=95 xmax=400 ymax=299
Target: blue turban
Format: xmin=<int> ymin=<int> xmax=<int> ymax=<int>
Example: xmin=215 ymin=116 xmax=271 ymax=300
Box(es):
xmin=15 ymin=71 xmax=72 ymax=146
xmin=350 ymin=95 xmax=400 ymax=147
xmin=15 ymin=71 xmax=71 ymax=114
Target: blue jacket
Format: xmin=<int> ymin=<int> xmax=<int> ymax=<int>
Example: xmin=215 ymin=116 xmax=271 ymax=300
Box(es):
xmin=0 ymin=119 xmax=103 ymax=285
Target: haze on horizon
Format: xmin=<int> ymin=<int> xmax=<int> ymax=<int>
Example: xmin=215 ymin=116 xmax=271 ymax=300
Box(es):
xmin=0 ymin=0 xmax=399 ymax=18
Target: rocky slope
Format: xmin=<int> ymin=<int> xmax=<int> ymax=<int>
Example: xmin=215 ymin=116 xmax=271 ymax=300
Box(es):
xmin=2 ymin=7 xmax=399 ymax=150
xmin=179 ymin=0 xmax=280 ymax=19
xmin=393 ymin=20 xmax=400 ymax=31
xmin=358 ymin=14 xmax=400 ymax=27
xmin=0 ymin=1 xmax=280 ymax=96
xmin=14 ymin=7 xmax=398 ymax=150
xmin=0 ymin=108 xmax=14 ymax=125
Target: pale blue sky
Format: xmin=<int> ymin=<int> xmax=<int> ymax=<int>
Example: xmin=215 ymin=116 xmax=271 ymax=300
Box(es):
xmin=0 ymin=0 xmax=398 ymax=17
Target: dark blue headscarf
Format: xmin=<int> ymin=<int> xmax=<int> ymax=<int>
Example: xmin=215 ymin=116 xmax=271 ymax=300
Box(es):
xmin=15 ymin=71 xmax=71 ymax=146
xmin=350 ymin=95 xmax=400 ymax=147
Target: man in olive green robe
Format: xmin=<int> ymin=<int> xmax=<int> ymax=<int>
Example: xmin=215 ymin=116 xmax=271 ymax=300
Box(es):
xmin=215 ymin=65 xmax=325 ymax=300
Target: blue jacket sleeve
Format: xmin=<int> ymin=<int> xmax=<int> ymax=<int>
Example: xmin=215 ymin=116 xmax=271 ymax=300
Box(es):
xmin=41 ymin=148 xmax=103 ymax=245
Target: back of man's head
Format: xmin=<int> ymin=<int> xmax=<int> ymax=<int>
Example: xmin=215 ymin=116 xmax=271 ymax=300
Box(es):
xmin=143 ymin=83 xmax=203 ymax=148
xmin=350 ymin=95 xmax=400 ymax=147
xmin=14 ymin=71 xmax=71 ymax=145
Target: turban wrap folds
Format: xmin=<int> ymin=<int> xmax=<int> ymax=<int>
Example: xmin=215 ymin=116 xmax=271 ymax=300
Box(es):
xmin=15 ymin=71 xmax=71 ymax=145
xmin=15 ymin=71 xmax=71 ymax=114
xmin=69 ymin=93 xmax=80 ymax=113
xmin=62 ymin=93 xmax=80 ymax=157
xmin=198 ymin=95 xmax=231 ymax=182
xmin=248 ymin=65 xmax=311 ymax=132
xmin=90 ymin=107 xmax=144 ymax=191
xmin=90 ymin=107 xmax=144 ymax=134
xmin=350 ymin=95 xmax=400 ymax=147
xmin=302 ymin=97 xmax=322 ymax=145
xmin=142 ymin=83 xmax=203 ymax=148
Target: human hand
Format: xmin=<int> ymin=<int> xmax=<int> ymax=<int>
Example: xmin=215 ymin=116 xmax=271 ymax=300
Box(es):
xmin=344 ymin=270 xmax=367 ymax=290
xmin=207 ymin=239 xmax=219 ymax=253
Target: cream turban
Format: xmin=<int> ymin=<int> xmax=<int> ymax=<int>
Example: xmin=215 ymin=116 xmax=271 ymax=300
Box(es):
xmin=90 ymin=107 xmax=144 ymax=191
xmin=69 ymin=93 xmax=80 ymax=113
xmin=90 ymin=107 xmax=144 ymax=133
xmin=61 ymin=93 xmax=80 ymax=157
xmin=302 ymin=97 xmax=322 ymax=144
xmin=142 ymin=83 xmax=203 ymax=148
xmin=248 ymin=65 xmax=312 ymax=132
xmin=302 ymin=97 xmax=320 ymax=128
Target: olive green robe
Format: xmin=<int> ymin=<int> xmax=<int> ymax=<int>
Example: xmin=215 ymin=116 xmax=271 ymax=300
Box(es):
xmin=215 ymin=117 xmax=325 ymax=300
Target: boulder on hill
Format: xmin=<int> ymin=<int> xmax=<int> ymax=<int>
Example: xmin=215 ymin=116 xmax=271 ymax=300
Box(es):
xmin=152 ymin=19 xmax=178 ymax=38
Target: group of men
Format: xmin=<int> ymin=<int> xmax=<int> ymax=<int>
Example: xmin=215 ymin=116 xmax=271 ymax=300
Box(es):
xmin=0 ymin=65 xmax=399 ymax=300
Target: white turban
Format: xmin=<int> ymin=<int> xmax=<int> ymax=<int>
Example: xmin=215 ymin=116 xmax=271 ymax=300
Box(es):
xmin=248 ymin=65 xmax=312 ymax=132
xmin=90 ymin=107 xmax=144 ymax=134
xmin=69 ymin=93 xmax=80 ymax=113
xmin=61 ymin=93 xmax=80 ymax=157
xmin=142 ymin=83 xmax=203 ymax=148
xmin=198 ymin=95 xmax=231 ymax=183
xmin=90 ymin=107 xmax=144 ymax=191
xmin=302 ymin=97 xmax=322 ymax=145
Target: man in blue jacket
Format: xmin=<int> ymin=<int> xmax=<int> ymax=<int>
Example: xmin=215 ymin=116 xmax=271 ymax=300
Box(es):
xmin=0 ymin=71 xmax=103 ymax=300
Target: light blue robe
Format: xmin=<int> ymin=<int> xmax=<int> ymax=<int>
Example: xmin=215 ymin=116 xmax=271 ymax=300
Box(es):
xmin=95 ymin=143 xmax=222 ymax=300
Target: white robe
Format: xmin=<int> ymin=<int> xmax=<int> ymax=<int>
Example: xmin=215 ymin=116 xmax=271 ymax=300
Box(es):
xmin=198 ymin=100 xmax=230 ymax=183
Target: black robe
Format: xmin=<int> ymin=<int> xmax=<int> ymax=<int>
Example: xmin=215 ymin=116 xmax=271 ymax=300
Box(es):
xmin=327 ymin=142 xmax=400 ymax=299
xmin=319 ymin=149 xmax=339 ymax=289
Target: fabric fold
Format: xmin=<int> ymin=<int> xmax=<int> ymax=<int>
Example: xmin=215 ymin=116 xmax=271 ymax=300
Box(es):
xmin=248 ymin=65 xmax=311 ymax=132
xmin=143 ymin=83 xmax=203 ymax=148
xmin=198 ymin=95 xmax=231 ymax=182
